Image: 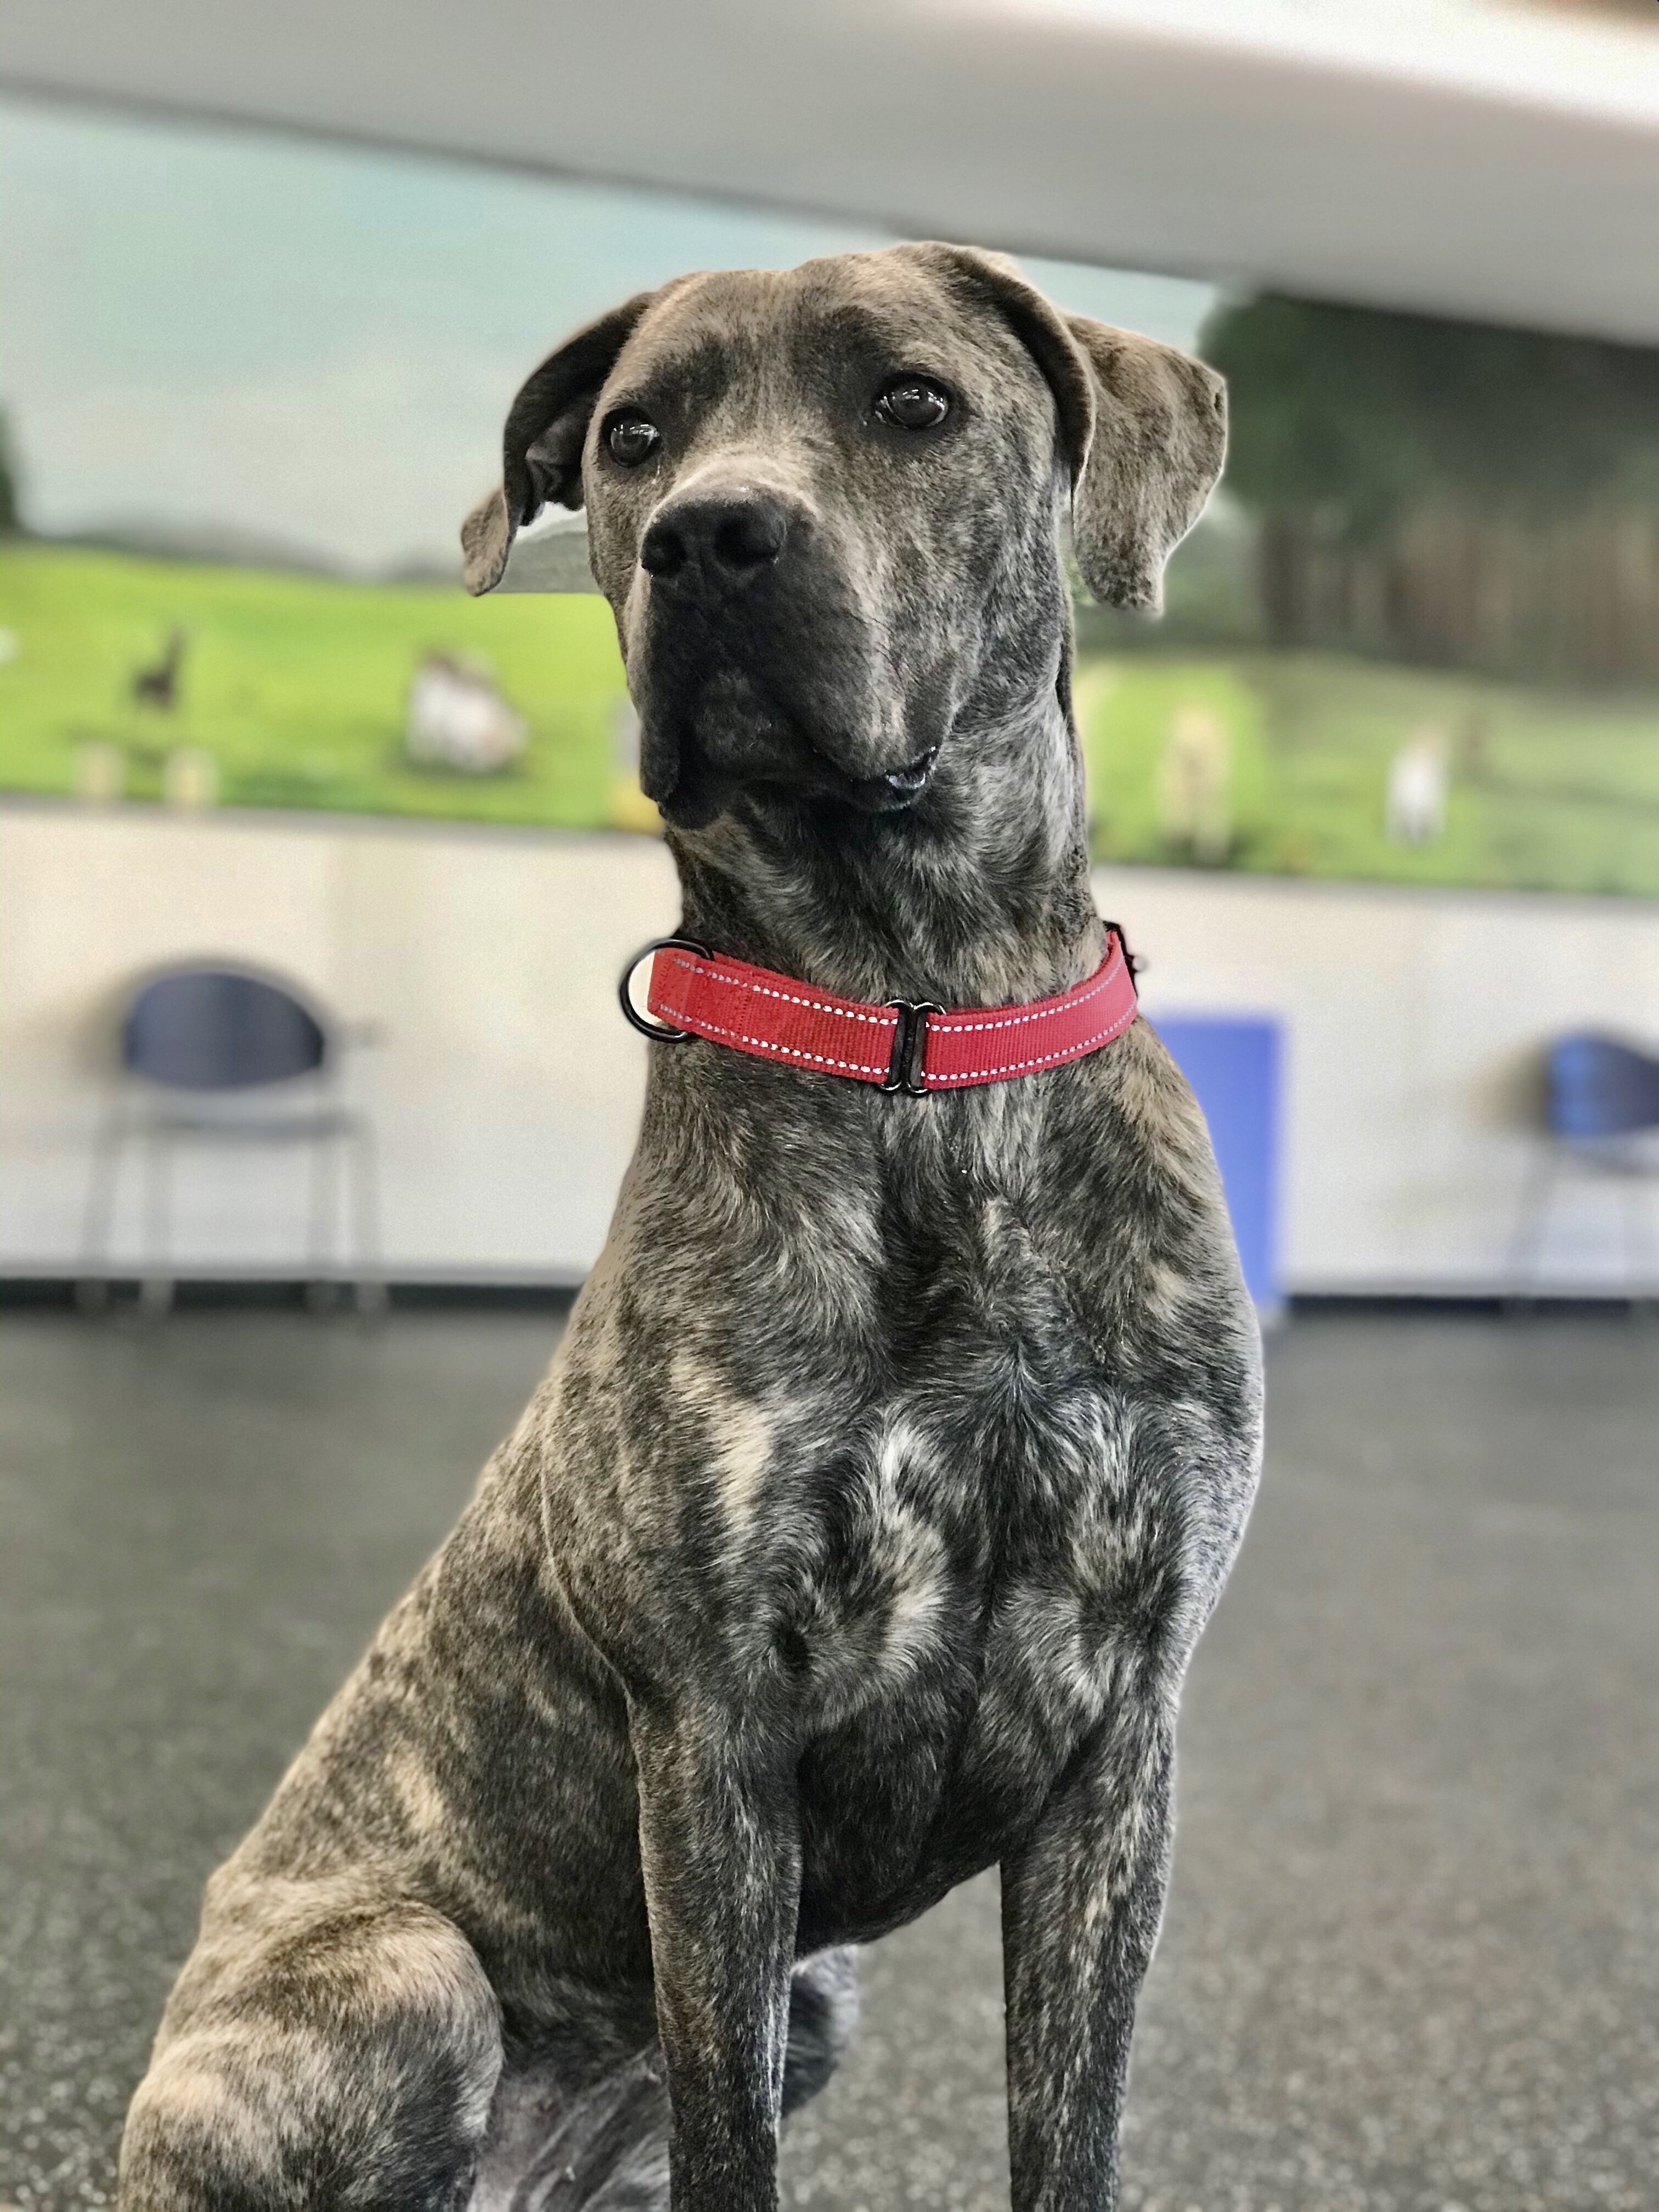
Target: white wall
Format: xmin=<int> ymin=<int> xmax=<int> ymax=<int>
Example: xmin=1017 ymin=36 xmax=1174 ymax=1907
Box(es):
xmin=4 ymin=800 xmax=1656 ymax=1294
xmin=1121 ymin=868 xmax=1659 ymax=1296
xmin=0 ymin=804 xmax=674 ymax=1283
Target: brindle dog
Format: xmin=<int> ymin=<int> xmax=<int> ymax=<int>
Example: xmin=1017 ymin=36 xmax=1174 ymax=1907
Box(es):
xmin=118 ymin=244 xmax=1262 ymax=2212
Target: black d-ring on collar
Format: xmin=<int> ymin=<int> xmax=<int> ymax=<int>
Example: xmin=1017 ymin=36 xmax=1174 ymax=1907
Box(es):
xmin=618 ymin=937 xmax=710 ymax=1042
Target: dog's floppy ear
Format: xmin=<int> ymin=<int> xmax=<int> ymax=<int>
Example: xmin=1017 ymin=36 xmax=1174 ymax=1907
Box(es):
xmin=460 ymin=290 xmax=658 ymax=596
xmin=913 ymin=245 xmax=1226 ymax=613
xmin=1064 ymin=317 xmax=1227 ymax=613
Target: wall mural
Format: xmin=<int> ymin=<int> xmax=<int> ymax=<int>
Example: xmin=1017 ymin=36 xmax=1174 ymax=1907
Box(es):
xmin=1076 ymin=298 xmax=1659 ymax=899
xmin=2 ymin=100 xmax=1656 ymax=896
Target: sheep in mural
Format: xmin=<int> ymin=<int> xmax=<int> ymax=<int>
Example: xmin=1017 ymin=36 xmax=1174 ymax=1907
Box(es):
xmin=406 ymin=654 xmax=526 ymax=773
xmin=1159 ymin=700 xmax=1233 ymax=861
xmin=1386 ymin=724 xmax=1449 ymax=845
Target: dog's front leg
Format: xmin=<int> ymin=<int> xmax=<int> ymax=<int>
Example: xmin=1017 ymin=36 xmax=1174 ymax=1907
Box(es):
xmin=1001 ymin=1711 xmax=1175 ymax=2212
xmin=633 ymin=1705 xmax=799 ymax=2212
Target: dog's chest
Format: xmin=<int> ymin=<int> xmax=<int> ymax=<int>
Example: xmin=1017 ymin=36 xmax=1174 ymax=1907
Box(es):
xmin=768 ymin=1210 xmax=1181 ymax=1942
xmin=602 ymin=1066 xmax=1255 ymax=1943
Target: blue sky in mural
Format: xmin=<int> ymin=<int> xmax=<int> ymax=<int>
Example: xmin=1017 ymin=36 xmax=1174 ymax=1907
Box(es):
xmin=0 ymin=94 xmax=1217 ymax=572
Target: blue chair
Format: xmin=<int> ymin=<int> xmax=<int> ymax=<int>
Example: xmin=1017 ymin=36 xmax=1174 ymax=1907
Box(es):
xmin=1510 ymin=1032 xmax=1659 ymax=1304
xmin=78 ymin=964 xmax=382 ymax=1314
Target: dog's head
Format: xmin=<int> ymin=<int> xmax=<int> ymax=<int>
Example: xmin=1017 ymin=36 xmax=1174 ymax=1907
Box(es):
xmin=462 ymin=244 xmax=1224 ymax=831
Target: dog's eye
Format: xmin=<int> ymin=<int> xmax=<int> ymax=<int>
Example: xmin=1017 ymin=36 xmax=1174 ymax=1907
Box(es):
xmin=873 ymin=376 xmax=951 ymax=432
xmin=605 ymin=409 xmax=662 ymax=466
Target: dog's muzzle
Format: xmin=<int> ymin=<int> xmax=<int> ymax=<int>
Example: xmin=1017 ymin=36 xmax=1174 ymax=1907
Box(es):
xmin=629 ymin=487 xmax=945 ymax=819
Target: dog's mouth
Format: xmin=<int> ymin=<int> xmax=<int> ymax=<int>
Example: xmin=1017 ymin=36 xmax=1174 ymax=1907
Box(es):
xmin=884 ymin=748 xmax=937 ymax=794
xmin=814 ymin=742 xmax=941 ymax=813
xmin=635 ymin=597 xmax=945 ymax=822
xmin=647 ymin=701 xmax=944 ymax=826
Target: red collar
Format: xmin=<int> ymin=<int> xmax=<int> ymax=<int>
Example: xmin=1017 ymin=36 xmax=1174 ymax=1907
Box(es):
xmin=621 ymin=928 xmax=1138 ymax=1094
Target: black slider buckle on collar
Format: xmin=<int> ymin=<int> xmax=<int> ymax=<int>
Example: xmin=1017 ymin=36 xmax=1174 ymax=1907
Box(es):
xmin=883 ymin=1000 xmax=943 ymax=1095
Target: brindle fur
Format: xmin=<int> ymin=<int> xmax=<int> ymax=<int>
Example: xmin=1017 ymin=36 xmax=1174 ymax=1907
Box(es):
xmin=119 ymin=244 xmax=1261 ymax=2212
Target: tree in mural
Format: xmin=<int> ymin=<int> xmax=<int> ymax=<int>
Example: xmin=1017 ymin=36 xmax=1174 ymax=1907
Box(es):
xmin=0 ymin=411 xmax=20 ymax=535
xmin=1201 ymin=296 xmax=1659 ymax=680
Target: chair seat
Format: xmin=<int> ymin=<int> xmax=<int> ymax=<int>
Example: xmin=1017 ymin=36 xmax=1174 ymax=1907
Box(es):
xmin=133 ymin=1102 xmax=362 ymax=1143
xmin=1553 ymin=1134 xmax=1659 ymax=1178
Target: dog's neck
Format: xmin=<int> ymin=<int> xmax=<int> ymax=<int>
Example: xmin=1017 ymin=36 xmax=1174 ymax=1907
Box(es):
xmin=667 ymin=683 xmax=1101 ymax=1011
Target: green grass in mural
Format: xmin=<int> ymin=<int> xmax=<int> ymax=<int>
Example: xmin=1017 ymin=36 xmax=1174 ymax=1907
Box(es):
xmin=0 ymin=540 xmax=634 ymax=828
xmin=3 ymin=543 xmax=1658 ymax=895
xmin=1078 ymin=652 xmax=1659 ymax=899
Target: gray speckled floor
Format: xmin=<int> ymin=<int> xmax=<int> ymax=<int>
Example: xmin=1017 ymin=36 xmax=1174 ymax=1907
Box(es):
xmin=3 ymin=1312 xmax=1656 ymax=2212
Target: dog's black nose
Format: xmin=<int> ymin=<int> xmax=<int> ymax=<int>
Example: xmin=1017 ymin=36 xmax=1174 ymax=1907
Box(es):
xmin=640 ymin=493 xmax=790 ymax=584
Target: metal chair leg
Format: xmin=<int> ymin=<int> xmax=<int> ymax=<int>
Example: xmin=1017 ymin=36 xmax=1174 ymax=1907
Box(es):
xmin=349 ymin=1118 xmax=386 ymax=1318
xmin=305 ymin=1120 xmax=343 ymax=1312
xmin=1506 ymin=1140 xmax=1560 ymax=1311
xmin=138 ymin=1123 xmax=175 ymax=1318
xmin=77 ymin=1103 xmax=129 ymax=1313
xmin=1620 ymin=1165 xmax=1658 ymax=1319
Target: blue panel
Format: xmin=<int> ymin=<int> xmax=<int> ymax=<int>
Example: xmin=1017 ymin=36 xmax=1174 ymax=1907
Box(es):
xmin=1153 ymin=1016 xmax=1283 ymax=1315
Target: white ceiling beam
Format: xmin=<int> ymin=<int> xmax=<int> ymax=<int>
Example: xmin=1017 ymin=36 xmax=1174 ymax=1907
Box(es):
xmin=5 ymin=0 xmax=1658 ymax=343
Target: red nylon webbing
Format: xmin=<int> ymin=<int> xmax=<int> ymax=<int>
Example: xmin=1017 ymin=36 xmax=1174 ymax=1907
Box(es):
xmin=645 ymin=933 xmax=1137 ymax=1091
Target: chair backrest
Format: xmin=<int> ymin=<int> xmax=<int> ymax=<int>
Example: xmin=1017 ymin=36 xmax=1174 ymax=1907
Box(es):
xmin=123 ymin=967 xmax=329 ymax=1091
xmin=1545 ymin=1032 xmax=1659 ymax=1141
